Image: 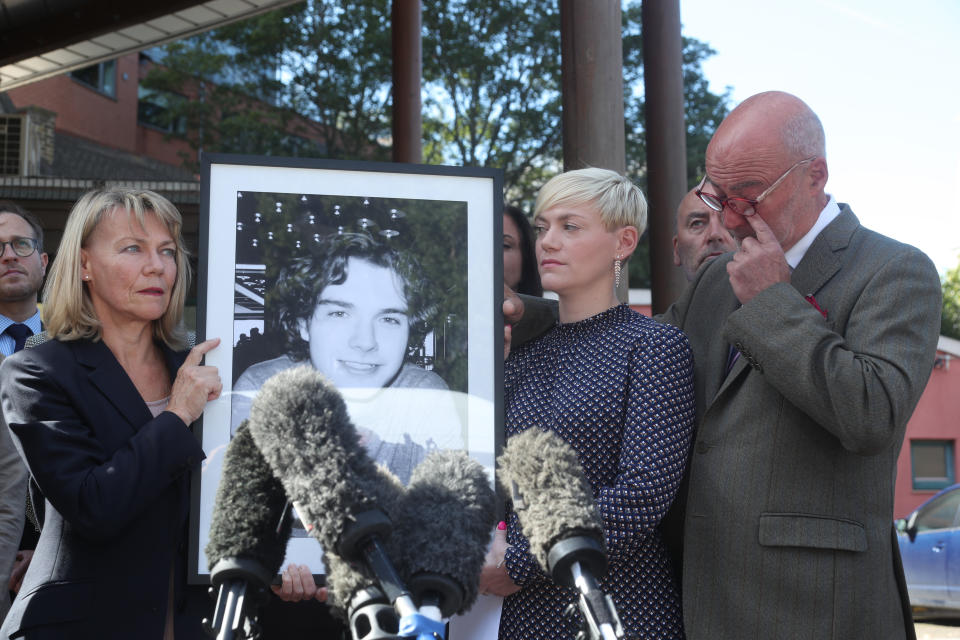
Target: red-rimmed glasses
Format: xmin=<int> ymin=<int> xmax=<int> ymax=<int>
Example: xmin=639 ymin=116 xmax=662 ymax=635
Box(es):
xmin=696 ymin=156 xmax=816 ymax=219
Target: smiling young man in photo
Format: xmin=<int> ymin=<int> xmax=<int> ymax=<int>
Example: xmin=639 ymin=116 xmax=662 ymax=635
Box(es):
xmin=230 ymin=231 xmax=463 ymax=485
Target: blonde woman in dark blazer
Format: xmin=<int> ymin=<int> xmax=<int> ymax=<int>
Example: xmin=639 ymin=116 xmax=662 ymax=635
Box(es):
xmin=0 ymin=188 xmax=221 ymax=639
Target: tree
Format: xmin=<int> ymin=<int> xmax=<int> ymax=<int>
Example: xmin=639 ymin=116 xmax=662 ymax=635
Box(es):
xmin=420 ymin=1 xmax=563 ymax=205
xmin=943 ymin=260 xmax=960 ymax=340
xmin=145 ymin=0 xmax=731 ymax=285
xmin=141 ymin=1 xmax=393 ymax=169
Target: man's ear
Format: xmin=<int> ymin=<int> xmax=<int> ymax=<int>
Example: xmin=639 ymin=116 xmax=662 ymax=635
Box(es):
xmin=808 ymin=157 xmax=829 ymax=192
xmin=672 ymin=236 xmax=681 ymax=267
xmin=616 ymin=225 xmax=639 ymax=259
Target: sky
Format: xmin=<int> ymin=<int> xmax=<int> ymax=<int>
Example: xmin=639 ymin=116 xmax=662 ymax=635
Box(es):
xmin=678 ymin=0 xmax=960 ymax=275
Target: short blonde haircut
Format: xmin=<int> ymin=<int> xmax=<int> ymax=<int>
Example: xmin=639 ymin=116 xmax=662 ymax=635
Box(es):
xmin=533 ymin=167 xmax=648 ymax=234
xmin=43 ymin=188 xmax=191 ymax=349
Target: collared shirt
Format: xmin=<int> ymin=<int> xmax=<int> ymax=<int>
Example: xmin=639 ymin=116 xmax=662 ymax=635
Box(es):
xmin=0 ymin=309 xmax=42 ymax=356
xmin=783 ymin=195 xmax=841 ymax=269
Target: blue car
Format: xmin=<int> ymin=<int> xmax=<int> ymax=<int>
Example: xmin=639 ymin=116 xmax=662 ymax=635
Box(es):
xmin=896 ymin=484 xmax=960 ymax=618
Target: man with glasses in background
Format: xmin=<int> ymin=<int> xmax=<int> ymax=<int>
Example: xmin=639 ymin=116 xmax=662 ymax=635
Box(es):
xmin=0 ymin=202 xmax=46 ymax=622
xmin=659 ymin=91 xmax=939 ymax=639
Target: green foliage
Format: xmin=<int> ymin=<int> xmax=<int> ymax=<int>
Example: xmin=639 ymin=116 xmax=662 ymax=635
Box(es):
xmin=421 ymin=0 xmax=563 ymax=206
xmin=144 ymin=0 xmax=730 ymax=288
xmin=943 ymin=260 xmax=960 ymax=340
xmin=141 ymin=1 xmax=392 ymax=167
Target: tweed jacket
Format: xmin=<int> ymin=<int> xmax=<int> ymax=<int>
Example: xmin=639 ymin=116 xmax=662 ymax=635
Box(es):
xmin=659 ymin=206 xmax=940 ymax=639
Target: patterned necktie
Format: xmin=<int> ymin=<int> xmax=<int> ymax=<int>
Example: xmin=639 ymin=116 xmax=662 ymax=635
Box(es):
xmin=726 ymin=344 xmax=741 ymax=375
xmin=5 ymin=323 xmax=32 ymax=353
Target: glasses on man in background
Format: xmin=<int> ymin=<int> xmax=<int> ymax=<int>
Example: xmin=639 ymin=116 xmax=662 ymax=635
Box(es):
xmin=0 ymin=237 xmax=39 ymax=258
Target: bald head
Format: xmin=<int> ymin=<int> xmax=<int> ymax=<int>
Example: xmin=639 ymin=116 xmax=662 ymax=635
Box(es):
xmin=704 ymin=91 xmax=830 ymax=251
xmin=710 ymin=92 xmax=825 ymax=162
xmin=673 ymin=188 xmax=737 ymax=281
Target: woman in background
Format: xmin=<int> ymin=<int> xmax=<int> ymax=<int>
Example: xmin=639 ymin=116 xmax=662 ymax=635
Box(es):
xmin=0 ymin=188 xmax=221 ymax=639
xmin=503 ymin=205 xmax=543 ymax=297
xmin=481 ymin=168 xmax=695 ymax=639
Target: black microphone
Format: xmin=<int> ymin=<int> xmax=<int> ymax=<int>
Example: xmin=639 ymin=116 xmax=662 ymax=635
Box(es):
xmin=244 ymin=365 xmax=420 ymax=629
xmin=390 ymin=450 xmax=497 ymax=619
xmin=498 ymin=428 xmax=625 ymax=640
xmin=204 ymin=421 xmax=292 ymax=640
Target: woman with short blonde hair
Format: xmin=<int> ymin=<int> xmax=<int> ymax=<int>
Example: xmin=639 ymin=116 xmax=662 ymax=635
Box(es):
xmin=481 ymin=168 xmax=694 ymax=639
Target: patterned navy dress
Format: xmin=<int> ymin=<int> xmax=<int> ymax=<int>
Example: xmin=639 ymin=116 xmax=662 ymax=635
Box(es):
xmin=500 ymin=304 xmax=694 ymax=640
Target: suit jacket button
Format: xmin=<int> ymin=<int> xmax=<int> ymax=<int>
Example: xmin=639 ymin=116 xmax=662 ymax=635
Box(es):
xmin=696 ymin=441 xmax=710 ymax=454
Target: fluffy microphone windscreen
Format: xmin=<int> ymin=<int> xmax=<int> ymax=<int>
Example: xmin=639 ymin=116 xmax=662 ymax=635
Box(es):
xmin=245 ymin=365 xmax=406 ymax=617
xmin=497 ymin=428 xmax=604 ymax=572
xmin=390 ymin=450 xmax=497 ymax=616
xmin=205 ymin=421 xmax=291 ymax=574
xmin=246 ymin=365 xmax=403 ymax=553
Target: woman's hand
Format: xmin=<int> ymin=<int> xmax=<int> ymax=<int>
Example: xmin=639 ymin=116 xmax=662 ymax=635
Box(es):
xmin=478 ymin=522 xmax=521 ymax=597
xmin=167 ymin=338 xmax=222 ymax=425
xmin=8 ymin=549 xmax=33 ymax=593
xmin=271 ymin=564 xmax=328 ymax=602
xmin=503 ymin=284 xmax=524 ymax=360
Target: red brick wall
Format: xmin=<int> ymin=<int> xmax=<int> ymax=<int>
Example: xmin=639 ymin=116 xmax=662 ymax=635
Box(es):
xmin=894 ymin=346 xmax=960 ymax=518
xmin=8 ymin=53 xmax=141 ymax=152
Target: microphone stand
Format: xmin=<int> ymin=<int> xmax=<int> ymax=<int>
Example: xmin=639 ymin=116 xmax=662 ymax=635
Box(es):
xmin=341 ymin=509 xmax=448 ymax=640
xmin=204 ymin=558 xmax=274 ymax=640
xmin=568 ymin=561 xmax=623 ymax=640
xmin=548 ymin=536 xmax=625 ymax=640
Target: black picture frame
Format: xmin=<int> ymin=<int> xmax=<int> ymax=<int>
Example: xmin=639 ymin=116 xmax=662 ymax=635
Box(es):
xmin=189 ymin=153 xmax=504 ymax=582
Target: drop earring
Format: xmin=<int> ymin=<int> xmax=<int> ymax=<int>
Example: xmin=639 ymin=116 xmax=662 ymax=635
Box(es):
xmin=614 ymin=256 xmax=622 ymax=289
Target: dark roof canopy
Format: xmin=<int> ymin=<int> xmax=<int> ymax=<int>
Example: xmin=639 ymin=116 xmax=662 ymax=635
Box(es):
xmin=0 ymin=0 xmax=301 ymax=90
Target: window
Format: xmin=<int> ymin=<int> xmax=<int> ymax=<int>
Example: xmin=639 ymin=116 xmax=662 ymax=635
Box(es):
xmin=70 ymin=60 xmax=117 ymax=97
xmin=915 ymin=488 xmax=960 ymax=533
xmin=911 ymin=440 xmax=955 ymax=490
xmin=137 ymin=87 xmax=187 ymax=135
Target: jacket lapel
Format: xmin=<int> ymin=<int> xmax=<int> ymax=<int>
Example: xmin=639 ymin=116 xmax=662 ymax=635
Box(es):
xmin=705 ymin=289 xmax=742 ymax=405
xmin=790 ymin=205 xmax=858 ymax=299
xmin=74 ymin=339 xmax=187 ymax=433
xmin=706 ymin=206 xmax=860 ymax=409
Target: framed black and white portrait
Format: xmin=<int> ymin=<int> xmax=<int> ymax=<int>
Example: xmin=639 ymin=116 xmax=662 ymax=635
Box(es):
xmin=189 ymin=154 xmax=503 ymax=581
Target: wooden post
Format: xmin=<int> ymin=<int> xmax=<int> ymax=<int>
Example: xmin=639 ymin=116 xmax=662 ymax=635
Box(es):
xmin=642 ymin=0 xmax=689 ymax=313
xmin=391 ymin=0 xmax=422 ymax=164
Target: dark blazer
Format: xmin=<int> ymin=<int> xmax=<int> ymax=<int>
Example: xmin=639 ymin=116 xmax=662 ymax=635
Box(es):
xmin=660 ymin=206 xmax=940 ymax=639
xmin=0 ymin=337 xmax=208 ymax=640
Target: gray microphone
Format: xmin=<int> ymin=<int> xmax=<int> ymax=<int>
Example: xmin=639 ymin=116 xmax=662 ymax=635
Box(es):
xmin=390 ymin=449 xmax=497 ymax=618
xmin=204 ymin=421 xmax=292 ymax=640
xmin=498 ymin=428 xmax=624 ymax=640
xmin=244 ymin=365 xmax=408 ymax=614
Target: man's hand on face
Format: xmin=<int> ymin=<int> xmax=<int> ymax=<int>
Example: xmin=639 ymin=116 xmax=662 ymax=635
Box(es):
xmin=726 ymin=212 xmax=791 ymax=304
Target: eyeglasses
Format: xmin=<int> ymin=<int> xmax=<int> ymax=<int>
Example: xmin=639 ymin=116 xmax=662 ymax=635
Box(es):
xmin=0 ymin=237 xmax=39 ymax=258
xmin=696 ymin=156 xmax=816 ymax=218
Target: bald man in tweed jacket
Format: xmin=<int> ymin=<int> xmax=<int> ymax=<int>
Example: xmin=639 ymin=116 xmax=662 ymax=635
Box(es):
xmin=658 ymin=91 xmax=939 ymax=639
